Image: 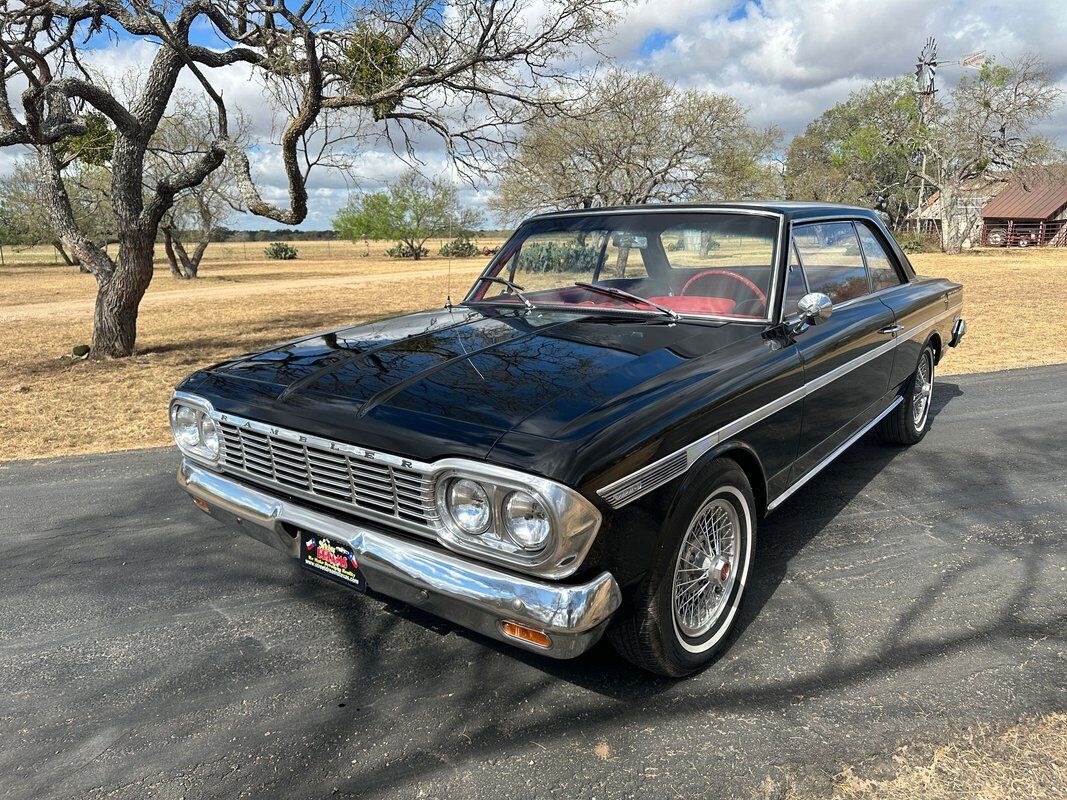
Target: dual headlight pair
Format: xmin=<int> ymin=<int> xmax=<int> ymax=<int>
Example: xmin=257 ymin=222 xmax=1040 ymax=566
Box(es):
xmin=439 ymin=477 xmax=551 ymax=551
xmin=170 ymin=404 xmax=221 ymax=462
xmin=429 ymin=464 xmax=602 ymax=576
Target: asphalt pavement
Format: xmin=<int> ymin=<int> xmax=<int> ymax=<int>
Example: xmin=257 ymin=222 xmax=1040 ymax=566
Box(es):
xmin=1 ymin=365 xmax=1064 ymax=799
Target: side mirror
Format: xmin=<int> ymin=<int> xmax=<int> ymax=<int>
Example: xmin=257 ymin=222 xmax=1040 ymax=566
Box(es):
xmin=797 ymin=292 xmax=833 ymax=325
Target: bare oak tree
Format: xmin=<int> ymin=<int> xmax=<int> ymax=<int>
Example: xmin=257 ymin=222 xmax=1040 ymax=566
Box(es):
xmin=148 ymin=93 xmax=245 ymax=279
xmin=0 ymin=0 xmax=618 ymax=357
xmin=489 ymin=70 xmax=781 ymax=223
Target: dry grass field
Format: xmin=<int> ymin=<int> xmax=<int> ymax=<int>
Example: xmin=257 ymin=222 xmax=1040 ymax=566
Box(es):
xmin=1 ymin=240 xmax=1066 ymax=462
xmin=825 ymin=713 xmax=1065 ymax=800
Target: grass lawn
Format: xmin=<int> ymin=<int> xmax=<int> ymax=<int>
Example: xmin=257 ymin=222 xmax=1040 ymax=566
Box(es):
xmin=1 ymin=240 xmax=1066 ymax=462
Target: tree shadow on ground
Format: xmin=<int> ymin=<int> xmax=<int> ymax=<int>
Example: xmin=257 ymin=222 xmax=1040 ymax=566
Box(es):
xmin=22 ymin=377 xmax=1066 ymax=799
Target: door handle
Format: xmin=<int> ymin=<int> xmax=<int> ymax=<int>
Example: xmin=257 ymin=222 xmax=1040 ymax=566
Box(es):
xmin=879 ymin=324 xmax=904 ymax=335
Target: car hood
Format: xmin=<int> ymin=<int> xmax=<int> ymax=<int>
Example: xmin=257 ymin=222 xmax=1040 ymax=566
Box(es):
xmin=184 ymin=306 xmax=760 ymax=464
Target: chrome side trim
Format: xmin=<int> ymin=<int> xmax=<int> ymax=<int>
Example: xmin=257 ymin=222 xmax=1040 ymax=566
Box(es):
xmin=178 ymin=460 xmax=621 ymax=659
xmin=597 ymin=303 xmax=961 ymax=509
xmin=765 ymin=396 xmax=903 ymax=512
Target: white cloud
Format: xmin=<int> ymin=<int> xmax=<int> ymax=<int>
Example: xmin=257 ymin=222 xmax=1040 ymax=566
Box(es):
xmin=631 ymin=0 xmax=1067 ymax=135
xmin=2 ymin=1 xmax=1066 ymax=230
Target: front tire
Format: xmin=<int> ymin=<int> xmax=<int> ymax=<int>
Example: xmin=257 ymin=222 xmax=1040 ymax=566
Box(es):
xmin=608 ymin=459 xmax=756 ymax=677
xmin=877 ymin=345 xmax=935 ymax=445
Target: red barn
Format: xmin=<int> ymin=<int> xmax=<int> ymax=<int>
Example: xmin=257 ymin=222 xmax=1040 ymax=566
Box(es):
xmin=980 ymin=184 xmax=1067 ymax=247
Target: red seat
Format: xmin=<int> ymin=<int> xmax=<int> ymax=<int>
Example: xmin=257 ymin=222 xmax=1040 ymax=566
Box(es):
xmin=649 ymin=296 xmax=736 ymax=314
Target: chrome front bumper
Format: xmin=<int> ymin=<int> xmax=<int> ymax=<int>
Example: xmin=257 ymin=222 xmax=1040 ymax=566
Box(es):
xmin=178 ymin=460 xmax=621 ymax=658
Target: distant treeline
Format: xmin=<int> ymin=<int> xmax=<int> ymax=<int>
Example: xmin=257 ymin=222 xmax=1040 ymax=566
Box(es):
xmin=196 ymin=228 xmax=512 ymax=243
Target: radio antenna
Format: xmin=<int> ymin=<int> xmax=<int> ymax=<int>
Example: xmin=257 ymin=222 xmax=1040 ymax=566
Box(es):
xmin=445 ymin=211 xmax=453 ymax=310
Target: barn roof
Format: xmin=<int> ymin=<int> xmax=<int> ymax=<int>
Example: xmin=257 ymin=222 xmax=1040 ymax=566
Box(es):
xmin=981 ymin=184 xmax=1067 ymax=220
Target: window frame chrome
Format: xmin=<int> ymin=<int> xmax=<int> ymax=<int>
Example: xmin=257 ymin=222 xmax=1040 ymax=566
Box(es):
xmin=464 ymin=207 xmax=787 ymax=326
xmin=782 ymin=215 xmax=913 ymax=321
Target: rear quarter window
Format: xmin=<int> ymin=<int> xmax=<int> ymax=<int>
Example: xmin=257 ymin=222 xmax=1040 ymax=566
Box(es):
xmin=856 ymin=224 xmax=904 ymax=292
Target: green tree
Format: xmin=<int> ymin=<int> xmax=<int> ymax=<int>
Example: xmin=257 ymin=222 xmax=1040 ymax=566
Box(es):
xmin=0 ymin=200 xmax=19 ymax=266
xmin=334 ymin=171 xmax=482 ymax=260
xmin=785 ymin=77 xmax=924 ymax=228
xmin=0 ymin=158 xmax=115 ymax=266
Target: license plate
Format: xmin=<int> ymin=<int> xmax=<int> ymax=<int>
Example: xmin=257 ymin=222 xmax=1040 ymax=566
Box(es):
xmin=300 ymin=532 xmax=366 ymax=591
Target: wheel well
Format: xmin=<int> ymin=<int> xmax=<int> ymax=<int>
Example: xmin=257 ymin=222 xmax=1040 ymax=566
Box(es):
xmin=928 ymin=332 xmax=943 ymax=364
xmin=714 ymin=446 xmax=767 ymax=518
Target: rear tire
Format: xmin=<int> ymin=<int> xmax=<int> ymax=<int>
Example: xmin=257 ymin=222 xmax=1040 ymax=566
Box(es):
xmin=608 ymin=459 xmax=756 ymax=677
xmin=877 ymin=346 xmax=935 ymax=445
xmin=987 ymin=228 xmax=1007 ymax=247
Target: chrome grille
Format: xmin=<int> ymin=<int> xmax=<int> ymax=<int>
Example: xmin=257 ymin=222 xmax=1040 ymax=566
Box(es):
xmin=217 ymin=421 xmax=434 ymax=528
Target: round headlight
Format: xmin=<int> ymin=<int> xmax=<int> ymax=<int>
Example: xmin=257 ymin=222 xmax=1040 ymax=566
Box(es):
xmin=198 ymin=414 xmax=220 ymax=458
xmin=503 ymin=491 xmax=551 ymax=550
xmin=447 ymin=478 xmax=491 ymax=534
xmin=172 ymin=405 xmax=200 ymax=449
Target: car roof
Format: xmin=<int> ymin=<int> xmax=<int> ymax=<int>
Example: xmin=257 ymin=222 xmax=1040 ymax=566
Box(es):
xmin=525 ymin=202 xmax=884 ymax=224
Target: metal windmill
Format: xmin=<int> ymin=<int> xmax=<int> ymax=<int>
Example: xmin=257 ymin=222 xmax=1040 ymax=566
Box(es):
xmin=915 ymin=37 xmax=986 ymax=118
xmin=912 ymin=38 xmax=986 ymax=222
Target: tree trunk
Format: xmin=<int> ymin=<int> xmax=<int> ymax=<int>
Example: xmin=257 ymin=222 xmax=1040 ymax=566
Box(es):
xmin=90 ymin=233 xmax=156 ymax=359
xmin=52 ymin=239 xmax=81 ymax=268
xmin=174 ymin=237 xmax=207 ymax=279
xmin=939 ymin=184 xmax=963 ymax=254
xmin=613 ymin=246 xmax=631 ymax=278
xmin=163 ymin=227 xmax=185 ymax=278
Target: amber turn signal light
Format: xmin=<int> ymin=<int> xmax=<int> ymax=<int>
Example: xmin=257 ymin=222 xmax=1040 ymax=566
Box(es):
xmin=193 ymin=497 xmax=210 ymax=513
xmin=500 ymin=621 xmax=552 ymax=649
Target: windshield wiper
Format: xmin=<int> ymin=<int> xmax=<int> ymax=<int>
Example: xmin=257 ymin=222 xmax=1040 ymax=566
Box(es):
xmin=479 ymin=276 xmax=534 ymax=310
xmin=574 ymin=282 xmax=680 ymax=320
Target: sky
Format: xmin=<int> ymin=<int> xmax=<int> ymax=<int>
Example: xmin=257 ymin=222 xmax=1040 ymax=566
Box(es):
xmin=3 ymin=0 xmax=1067 ymax=230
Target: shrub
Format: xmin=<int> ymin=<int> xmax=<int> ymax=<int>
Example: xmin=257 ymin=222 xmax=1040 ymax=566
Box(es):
xmin=264 ymin=242 xmax=299 ymax=260
xmin=438 ymin=236 xmax=480 ymax=258
xmin=385 ymin=241 xmax=429 ymax=259
xmin=892 ymin=230 xmax=940 ymax=253
xmin=518 ymin=241 xmax=600 ymax=273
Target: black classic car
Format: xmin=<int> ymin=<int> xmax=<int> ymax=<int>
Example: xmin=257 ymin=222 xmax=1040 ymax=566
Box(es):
xmin=172 ymin=203 xmax=965 ymax=676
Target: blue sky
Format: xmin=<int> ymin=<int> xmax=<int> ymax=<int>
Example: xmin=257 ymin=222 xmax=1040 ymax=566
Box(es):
xmin=2 ymin=0 xmax=1065 ymax=230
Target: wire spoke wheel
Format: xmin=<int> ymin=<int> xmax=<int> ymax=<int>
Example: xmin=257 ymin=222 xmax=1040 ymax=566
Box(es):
xmin=671 ymin=497 xmax=740 ymax=638
xmin=912 ymin=350 xmax=934 ymax=429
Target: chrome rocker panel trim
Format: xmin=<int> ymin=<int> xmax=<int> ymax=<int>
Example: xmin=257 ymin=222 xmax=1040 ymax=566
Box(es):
xmin=598 ymin=303 xmax=962 ymax=509
xmin=178 ymin=459 xmax=622 ymax=659
xmin=765 ymin=395 xmax=902 ymax=512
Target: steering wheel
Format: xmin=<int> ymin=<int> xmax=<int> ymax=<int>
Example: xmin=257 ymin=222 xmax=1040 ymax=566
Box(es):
xmin=680 ymin=269 xmax=767 ymax=312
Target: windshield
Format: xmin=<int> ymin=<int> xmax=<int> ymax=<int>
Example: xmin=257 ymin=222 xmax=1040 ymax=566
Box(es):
xmin=466 ymin=211 xmax=780 ymax=320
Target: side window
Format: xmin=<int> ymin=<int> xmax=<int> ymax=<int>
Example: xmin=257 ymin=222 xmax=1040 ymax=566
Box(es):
xmin=783 ymin=244 xmax=808 ymax=313
xmin=856 ymin=224 xmax=903 ymax=291
xmin=793 ymin=222 xmax=869 ymax=304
